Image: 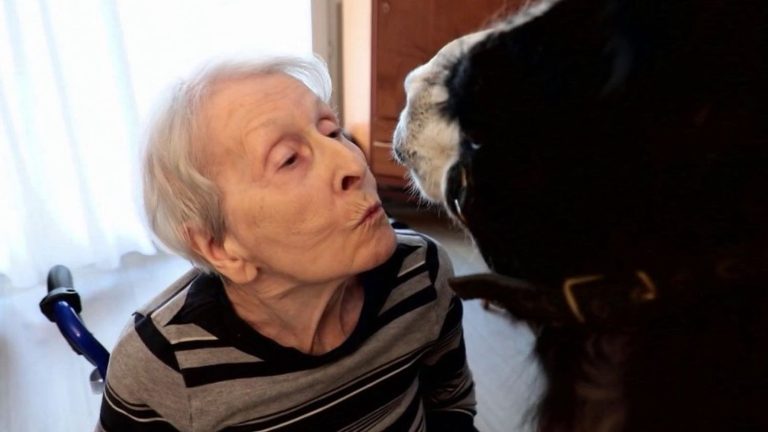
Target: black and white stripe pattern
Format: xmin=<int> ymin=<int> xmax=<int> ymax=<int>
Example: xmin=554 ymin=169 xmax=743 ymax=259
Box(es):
xmin=97 ymin=230 xmax=476 ymax=432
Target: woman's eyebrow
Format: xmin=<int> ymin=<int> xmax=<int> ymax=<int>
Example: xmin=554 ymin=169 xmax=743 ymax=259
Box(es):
xmin=314 ymin=97 xmax=338 ymax=120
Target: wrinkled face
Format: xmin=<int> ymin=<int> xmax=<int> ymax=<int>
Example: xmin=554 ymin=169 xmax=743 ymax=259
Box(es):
xmin=204 ymin=74 xmax=396 ymax=284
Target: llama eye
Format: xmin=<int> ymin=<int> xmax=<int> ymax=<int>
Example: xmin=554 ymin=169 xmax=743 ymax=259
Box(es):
xmin=460 ymin=136 xmax=482 ymax=152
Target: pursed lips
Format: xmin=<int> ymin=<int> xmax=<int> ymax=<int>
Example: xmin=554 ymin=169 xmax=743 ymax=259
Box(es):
xmin=356 ymin=202 xmax=383 ymax=226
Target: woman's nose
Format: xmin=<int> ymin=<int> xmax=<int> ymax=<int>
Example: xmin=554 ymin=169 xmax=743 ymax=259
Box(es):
xmin=327 ymin=137 xmax=367 ymax=193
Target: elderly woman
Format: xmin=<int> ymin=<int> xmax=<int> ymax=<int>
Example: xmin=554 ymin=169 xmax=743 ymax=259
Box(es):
xmin=96 ymin=56 xmax=477 ymax=432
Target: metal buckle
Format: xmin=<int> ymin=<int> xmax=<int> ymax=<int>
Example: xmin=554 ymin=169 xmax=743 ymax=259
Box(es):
xmin=633 ymin=271 xmax=658 ymax=302
xmin=562 ymin=271 xmax=658 ymax=323
xmin=562 ymin=275 xmax=605 ymax=323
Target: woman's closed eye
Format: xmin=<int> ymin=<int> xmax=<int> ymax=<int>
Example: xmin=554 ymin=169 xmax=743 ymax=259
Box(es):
xmin=269 ymin=141 xmax=301 ymax=171
xmin=281 ymin=153 xmax=298 ymax=168
xmin=319 ymin=117 xmax=344 ymax=140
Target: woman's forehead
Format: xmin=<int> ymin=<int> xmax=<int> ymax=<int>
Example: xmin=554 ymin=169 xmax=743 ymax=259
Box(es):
xmin=214 ymin=74 xmax=316 ymax=116
xmin=206 ymin=74 xmax=323 ymax=139
xmin=199 ymin=74 xmax=326 ymax=172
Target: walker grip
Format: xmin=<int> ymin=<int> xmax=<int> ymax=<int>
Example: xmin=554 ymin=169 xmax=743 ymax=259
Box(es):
xmin=40 ymin=265 xmax=82 ymax=321
xmin=47 ymin=264 xmax=74 ymax=291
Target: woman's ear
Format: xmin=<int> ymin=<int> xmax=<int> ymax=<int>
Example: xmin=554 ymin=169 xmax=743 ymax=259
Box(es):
xmin=186 ymin=225 xmax=258 ymax=284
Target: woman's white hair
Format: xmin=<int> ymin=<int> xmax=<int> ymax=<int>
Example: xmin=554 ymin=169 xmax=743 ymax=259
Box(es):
xmin=143 ymin=55 xmax=332 ymax=272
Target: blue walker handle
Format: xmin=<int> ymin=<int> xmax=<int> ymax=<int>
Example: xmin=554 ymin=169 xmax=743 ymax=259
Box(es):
xmin=40 ymin=265 xmax=110 ymax=379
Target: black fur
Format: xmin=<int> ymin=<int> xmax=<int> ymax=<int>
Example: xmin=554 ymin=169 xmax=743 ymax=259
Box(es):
xmin=428 ymin=0 xmax=768 ymax=430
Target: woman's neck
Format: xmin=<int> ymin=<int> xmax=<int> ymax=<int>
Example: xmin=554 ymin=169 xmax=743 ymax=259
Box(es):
xmin=223 ymin=275 xmax=364 ymax=355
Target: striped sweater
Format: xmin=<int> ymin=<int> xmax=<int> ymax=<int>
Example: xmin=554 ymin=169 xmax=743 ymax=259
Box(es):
xmin=97 ymin=231 xmax=477 ymax=431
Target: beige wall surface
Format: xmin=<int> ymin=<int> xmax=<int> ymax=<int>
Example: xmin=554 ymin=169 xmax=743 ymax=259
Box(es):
xmin=340 ymin=0 xmax=372 ymax=158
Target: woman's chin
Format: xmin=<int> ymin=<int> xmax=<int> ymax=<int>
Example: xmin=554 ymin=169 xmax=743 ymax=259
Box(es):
xmin=362 ymin=223 xmax=398 ymax=270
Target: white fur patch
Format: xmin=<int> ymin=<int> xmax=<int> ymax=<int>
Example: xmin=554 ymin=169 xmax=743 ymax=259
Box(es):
xmin=392 ymin=0 xmax=561 ymax=206
xmin=392 ymin=28 xmax=493 ymax=202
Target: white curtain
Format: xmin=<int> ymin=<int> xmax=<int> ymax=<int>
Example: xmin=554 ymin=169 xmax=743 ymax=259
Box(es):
xmin=0 ymin=0 xmax=313 ymax=292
